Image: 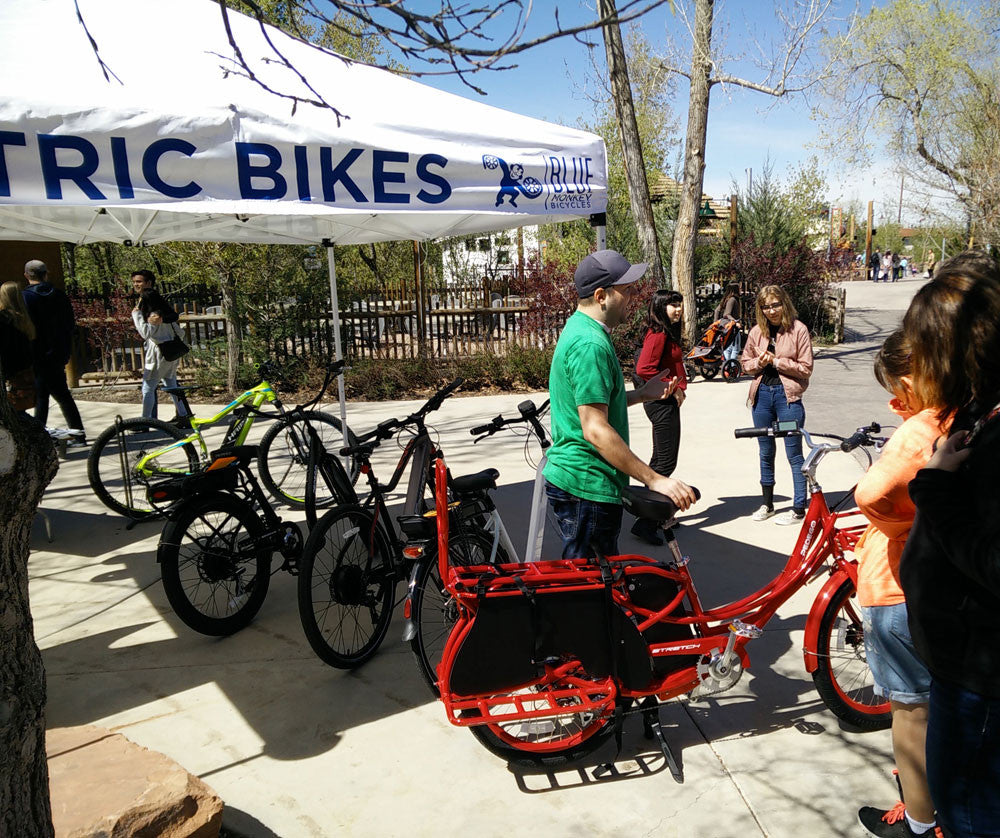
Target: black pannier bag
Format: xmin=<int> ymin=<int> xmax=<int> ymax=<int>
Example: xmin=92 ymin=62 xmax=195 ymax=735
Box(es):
xmin=447 ymin=585 xmax=655 ymax=696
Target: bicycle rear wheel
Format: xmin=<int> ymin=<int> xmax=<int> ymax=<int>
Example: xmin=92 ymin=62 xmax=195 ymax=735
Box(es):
xmin=812 ymin=578 xmax=892 ymax=730
xmin=410 ymin=531 xmax=511 ymax=697
xmin=258 ymin=411 xmax=360 ymax=508
xmin=158 ymin=492 xmax=272 ymax=636
xmin=297 ymin=505 xmax=396 ymax=669
xmin=87 ymin=417 xmax=200 ymax=519
xmin=468 ymin=668 xmax=621 ymax=767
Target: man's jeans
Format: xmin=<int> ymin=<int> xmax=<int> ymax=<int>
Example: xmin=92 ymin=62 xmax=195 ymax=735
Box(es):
xmin=545 ymin=482 xmax=622 ymax=559
xmin=926 ymin=677 xmax=1000 ymax=837
xmin=750 ymin=382 xmax=806 ymax=509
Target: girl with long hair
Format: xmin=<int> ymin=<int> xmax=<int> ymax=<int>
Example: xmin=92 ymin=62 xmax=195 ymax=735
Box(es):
xmin=0 ymin=280 xmax=36 ymax=412
xmin=632 ymin=289 xmax=687 ymax=544
xmin=740 ymin=284 xmax=813 ymax=525
xmin=898 ymin=252 xmax=1000 ymax=837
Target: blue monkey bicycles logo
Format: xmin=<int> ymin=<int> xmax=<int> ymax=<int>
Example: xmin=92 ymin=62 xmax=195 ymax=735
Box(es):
xmin=483 ymin=154 xmax=543 ymax=208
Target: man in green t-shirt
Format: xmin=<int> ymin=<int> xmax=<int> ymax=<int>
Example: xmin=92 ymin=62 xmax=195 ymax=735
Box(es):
xmin=544 ymin=249 xmax=696 ymax=558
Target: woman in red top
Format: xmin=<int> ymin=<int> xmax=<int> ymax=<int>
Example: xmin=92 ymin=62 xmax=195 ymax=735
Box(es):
xmin=632 ymin=289 xmax=687 ymax=544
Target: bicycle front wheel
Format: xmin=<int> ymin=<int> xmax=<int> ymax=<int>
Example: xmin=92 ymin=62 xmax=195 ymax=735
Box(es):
xmin=258 ymin=411 xmax=360 ymax=508
xmin=158 ymin=493 xmax=272 ymax=636
xmin=811 ymin=578 xmax=892 ymax=730
xmin=297 ymin=505 xmax=396 ymax=669
xmin=411 ymin=531 xmax=511 ymax=697
xmin=87 ymin=417 xmax=200 ymax=519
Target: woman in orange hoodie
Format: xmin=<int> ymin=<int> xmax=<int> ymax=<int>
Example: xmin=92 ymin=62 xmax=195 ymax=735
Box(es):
xmin=855 ymin=329 xmax=949 ymax=838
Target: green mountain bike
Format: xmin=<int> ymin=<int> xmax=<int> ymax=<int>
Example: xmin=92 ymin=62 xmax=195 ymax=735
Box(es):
xmin=86 ymin=361 xmax=359 ymax=520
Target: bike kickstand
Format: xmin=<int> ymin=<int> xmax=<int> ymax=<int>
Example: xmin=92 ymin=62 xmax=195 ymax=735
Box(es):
xmin=640 ymin=697 xmax=683 ymax=784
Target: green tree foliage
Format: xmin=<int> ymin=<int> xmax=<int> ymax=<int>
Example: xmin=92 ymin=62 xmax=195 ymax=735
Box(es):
xmin=819 ymin=0 xmax=1000 ymax=243
xmin=731 ymin=160 xmax=829 ymax=257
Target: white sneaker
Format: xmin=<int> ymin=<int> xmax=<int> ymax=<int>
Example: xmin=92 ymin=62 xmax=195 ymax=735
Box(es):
xmin=751 ymin=505 xmax=775 ymax=522
xmin=775 ymin=510 xmax=805 ymax=526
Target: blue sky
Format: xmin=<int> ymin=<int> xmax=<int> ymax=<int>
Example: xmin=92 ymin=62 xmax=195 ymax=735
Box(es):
xmin=417 ymin=0 xmax=928 ymax=224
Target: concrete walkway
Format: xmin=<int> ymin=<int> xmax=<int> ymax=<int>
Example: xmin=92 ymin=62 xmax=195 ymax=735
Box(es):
xmin=32 ymin=277 xmax=924 ymax=838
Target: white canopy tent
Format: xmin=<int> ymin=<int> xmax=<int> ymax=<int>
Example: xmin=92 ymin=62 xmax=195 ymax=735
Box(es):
xmin=0 ymin=0 xmax=607 ymax=426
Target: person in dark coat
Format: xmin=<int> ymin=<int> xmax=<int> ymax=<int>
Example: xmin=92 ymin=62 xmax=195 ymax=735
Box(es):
xmin=899 ymin=251 xmax=1000 ymax=838
xmin=21 ymin=259 xmax=85 ymax=441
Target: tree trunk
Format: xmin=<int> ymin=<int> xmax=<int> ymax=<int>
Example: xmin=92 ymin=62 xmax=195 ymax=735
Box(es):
xmin=671 ymin=0 xmax=715 ymax=345
xmin=219 ymin=269 xmax=241 ymax=394
xmin=0 ymin=375 xmax=58 ymax=837
xmin=599 ymin=0 xmax=664 ymax=287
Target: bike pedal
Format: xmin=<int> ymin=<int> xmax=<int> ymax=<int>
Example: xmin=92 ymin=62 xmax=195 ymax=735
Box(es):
xmin=728 ymin=619 xmax=762 ymax=639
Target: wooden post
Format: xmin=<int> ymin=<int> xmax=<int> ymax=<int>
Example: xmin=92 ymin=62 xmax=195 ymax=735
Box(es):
xmin=729 ymin=194 xmax=738 ymax=245
xmin=848 ymin=213 xmax=855 ymax=245
xmin=865 ymin=201 xmax=874 ymax=280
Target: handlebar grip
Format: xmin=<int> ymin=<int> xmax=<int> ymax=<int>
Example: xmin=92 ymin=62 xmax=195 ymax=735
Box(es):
xmin=841 ymin=432 xmax=868 ymax=452
xmin=470 ymin=424 xmax=492 ymax=436
xmin=442 ymin=377 xmax=464 ymax=396
xmin=734 ymin=427 xmax=767 ymax=438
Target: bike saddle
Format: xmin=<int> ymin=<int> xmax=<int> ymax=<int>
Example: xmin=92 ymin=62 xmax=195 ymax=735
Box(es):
xmin=622 ymin=485 xmax=700 ymax=523
xmin=451 ymin=468 xmax=499 ymax=494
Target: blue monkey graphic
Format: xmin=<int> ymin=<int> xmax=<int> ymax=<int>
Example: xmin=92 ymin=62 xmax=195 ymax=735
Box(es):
xmin=483 ymin=155 xmax=542 ymax=208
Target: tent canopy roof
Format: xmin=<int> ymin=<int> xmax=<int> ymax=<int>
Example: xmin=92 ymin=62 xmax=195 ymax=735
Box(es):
xmin=0 ymin=0 xmax=607 ymax=245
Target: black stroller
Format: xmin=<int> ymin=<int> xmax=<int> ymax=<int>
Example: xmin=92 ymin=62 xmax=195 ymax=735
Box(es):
xmin=684 ymin=317 xmax=744 ymax=382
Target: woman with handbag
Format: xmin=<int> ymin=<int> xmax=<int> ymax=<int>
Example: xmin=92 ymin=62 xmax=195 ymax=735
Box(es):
xmin=133 ymin=288 xmax=190 ymax=424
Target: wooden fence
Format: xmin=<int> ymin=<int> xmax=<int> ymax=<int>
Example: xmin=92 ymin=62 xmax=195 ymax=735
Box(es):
xmin=72 ymin=294 xmax=570 ymax=383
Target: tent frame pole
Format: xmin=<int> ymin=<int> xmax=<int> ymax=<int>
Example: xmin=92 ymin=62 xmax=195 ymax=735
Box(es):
xmin=325 ymin=241 xmax=349 ymax=450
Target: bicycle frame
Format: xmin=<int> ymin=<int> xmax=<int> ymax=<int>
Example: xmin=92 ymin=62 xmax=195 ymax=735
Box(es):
xmin=430 ymin=425 xmax=880 ymax=730
xmin=134 ymin=380 xmax=281 ymax=477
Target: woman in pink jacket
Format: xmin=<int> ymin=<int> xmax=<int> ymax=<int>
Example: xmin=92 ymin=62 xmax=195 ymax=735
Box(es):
xmin=740 ymin=284 xmax=814 ymax=525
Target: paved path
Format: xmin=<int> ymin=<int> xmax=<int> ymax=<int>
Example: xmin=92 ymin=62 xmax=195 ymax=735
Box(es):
xmin=32 ymin=277 xmax=924 ymax=838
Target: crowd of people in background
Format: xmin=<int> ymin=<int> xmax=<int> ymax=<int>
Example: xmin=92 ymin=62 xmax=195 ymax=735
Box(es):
xmin=868 ymin=248 xmax=938 ymax=282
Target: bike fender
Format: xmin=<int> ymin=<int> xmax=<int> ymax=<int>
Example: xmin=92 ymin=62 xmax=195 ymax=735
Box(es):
xmin=401 ymin=560 xmax=424 ymax=642
xmin=802 ymin=569 xmax=853 ymax=673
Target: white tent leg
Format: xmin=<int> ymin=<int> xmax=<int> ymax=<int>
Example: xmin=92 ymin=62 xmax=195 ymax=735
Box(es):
xmin=326 ymin=244 xmax=349 ymax=451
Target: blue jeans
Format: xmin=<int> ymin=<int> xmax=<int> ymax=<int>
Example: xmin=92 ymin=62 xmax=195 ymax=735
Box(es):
xmin=545 ymin=482 xmax=622 ymax=560
xmin=926 ymin=678 xmax=1000 ymax=837
xmin=141 ymin=372 xmax=185 ymax=420
xmin=861 ymin=603 xmax=931 ymax=703
xmin=751 ymin=383 xmax=806 ymax=509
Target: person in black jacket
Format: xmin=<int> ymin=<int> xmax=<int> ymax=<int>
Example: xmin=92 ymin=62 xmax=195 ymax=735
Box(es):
xmin=21 ymin=259 xmax=85 ymax=441
xmin=899 ymin=251 xmax=1000 ymax=838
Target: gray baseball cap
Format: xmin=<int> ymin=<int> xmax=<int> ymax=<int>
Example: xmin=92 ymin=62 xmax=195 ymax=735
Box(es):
xmin=574 ymin=250 xmax=647 ymax=298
